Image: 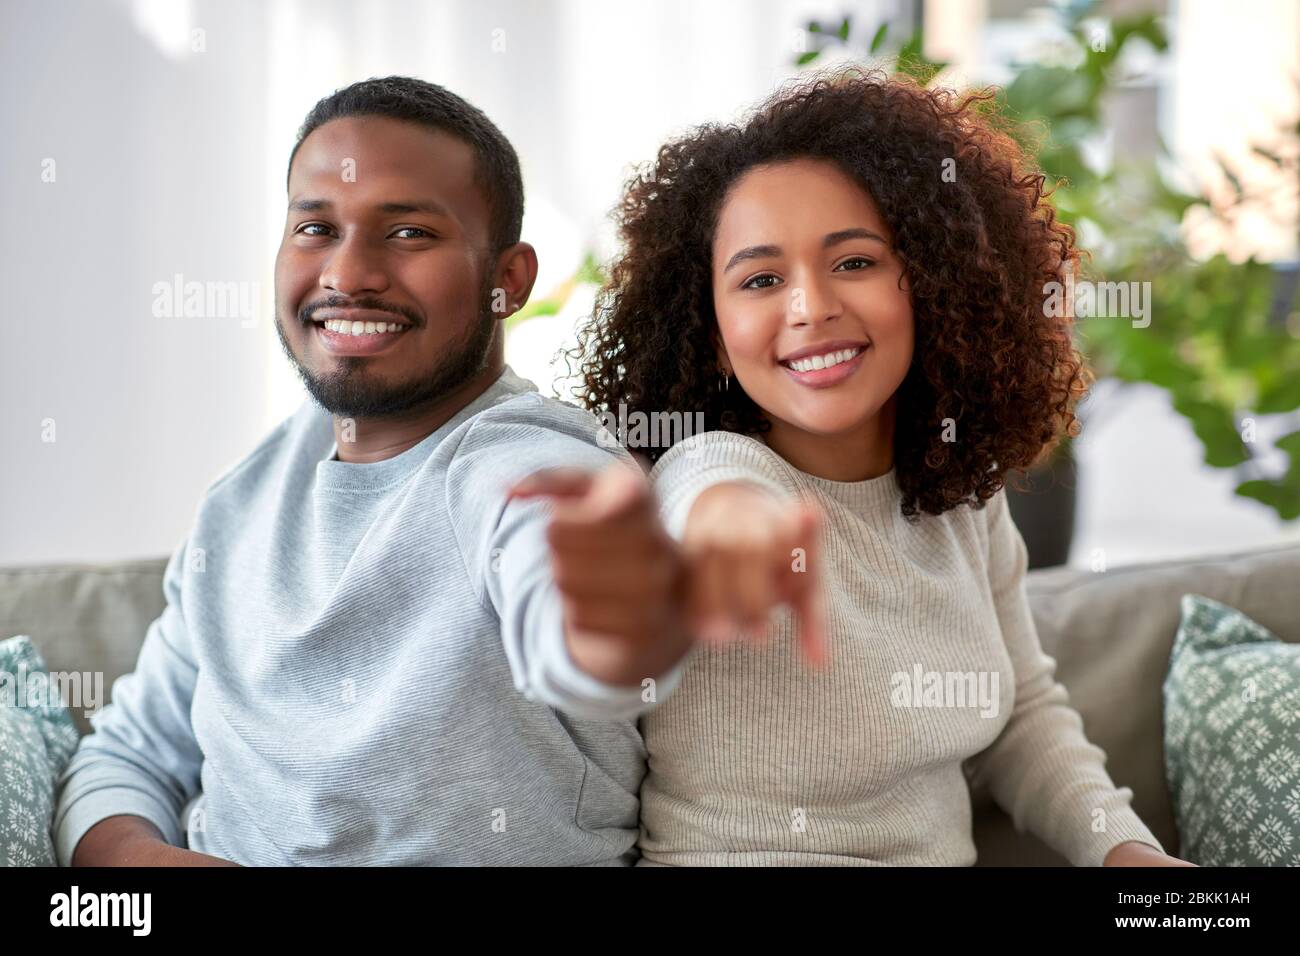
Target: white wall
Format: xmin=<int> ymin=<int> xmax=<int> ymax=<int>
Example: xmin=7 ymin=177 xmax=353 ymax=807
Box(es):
xmin=2 ymin=0 xmax=273 ymax=566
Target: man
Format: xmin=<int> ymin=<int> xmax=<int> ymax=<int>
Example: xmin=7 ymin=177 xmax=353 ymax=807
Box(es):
xmin=53 ymin=76 xmax=692 ymax=866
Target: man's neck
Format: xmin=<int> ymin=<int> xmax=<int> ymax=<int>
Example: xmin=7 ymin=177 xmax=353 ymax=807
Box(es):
xmin=331 ymin=361 xmax=505 ymax=463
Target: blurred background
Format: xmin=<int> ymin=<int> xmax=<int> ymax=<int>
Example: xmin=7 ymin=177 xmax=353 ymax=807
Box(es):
xmin=2 ymin=0 xmax=1298 ymax=570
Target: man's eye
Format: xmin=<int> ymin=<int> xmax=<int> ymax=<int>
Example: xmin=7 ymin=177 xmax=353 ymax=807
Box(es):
xmin=296 ymin=223 xmax=332 ymax=236
xmin=392 ymin=227 xmax=433 ymax=239
xmin=742 ymin=273 xmax=781 ymax=290
xmin=835 ymin=256 xmax=876 ymax=272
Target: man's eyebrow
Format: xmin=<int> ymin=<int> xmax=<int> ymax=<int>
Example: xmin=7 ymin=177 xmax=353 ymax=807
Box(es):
xmin=287 ymin=198 xmax=452 ymax=216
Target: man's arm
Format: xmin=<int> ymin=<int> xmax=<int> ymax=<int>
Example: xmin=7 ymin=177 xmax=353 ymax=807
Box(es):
xmin=444 ymin=409 xmax=688 ymax=721
xmin=72 ymin=815 xmax=237 ymax=866
xmin=54 ymin=536 xmax=230 ymax=866
xmin=506 ymin=464 xmax=696 ymax=687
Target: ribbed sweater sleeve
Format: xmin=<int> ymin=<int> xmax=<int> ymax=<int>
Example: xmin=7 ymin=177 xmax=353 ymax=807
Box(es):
xmin=962 ymin=489 xmax=1163 ymax=866
xmin=650 ymin=432 xmax=797 ymax=539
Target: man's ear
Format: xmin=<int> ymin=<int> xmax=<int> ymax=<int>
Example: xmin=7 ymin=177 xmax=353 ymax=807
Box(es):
xmin=489 ymin=241 xmax=539 ymax=319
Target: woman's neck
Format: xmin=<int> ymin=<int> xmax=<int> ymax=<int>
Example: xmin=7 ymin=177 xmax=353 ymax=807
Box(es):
xmin=762 ymin=399 xmax=896 ymax=482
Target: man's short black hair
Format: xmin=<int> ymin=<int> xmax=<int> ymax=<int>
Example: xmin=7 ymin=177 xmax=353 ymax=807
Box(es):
xmin=287 ymin=76 xmax=524 ymax=256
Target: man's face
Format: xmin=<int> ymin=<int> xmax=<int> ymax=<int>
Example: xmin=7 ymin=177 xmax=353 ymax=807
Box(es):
xmin=275 ymin=115 xmax=498 ymax=419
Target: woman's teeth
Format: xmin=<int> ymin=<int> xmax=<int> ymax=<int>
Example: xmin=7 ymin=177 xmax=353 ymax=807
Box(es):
xmin=320 ymin=319 xmax=408 ymax=336
xmin=784 ymin=346 xmax=864 ymax=373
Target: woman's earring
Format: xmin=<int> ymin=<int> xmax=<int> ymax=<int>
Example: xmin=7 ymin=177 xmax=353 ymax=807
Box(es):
xmin=718 ymin=369 xmax=730 ymax=393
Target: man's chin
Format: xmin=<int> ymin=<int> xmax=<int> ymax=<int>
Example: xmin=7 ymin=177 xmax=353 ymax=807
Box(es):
xmin=277 ymin=309 xmax=498 ymax=420
xmin=299 ymin=358 xmax=490 ymax=420
xmin=304 ymin=381 xmax=434 ymax=420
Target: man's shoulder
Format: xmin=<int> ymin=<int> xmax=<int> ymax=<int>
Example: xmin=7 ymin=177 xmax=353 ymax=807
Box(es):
xmin=451 ymin=372 xmax=630 ymax=468
xmin=472 ymin=391 xmax=613 ymax=440
xmin=203 ymin=399 xmax=327 ymax=498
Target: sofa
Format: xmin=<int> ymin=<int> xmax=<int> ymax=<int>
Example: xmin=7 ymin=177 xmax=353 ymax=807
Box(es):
xmin=3 ymin=541 xmax=1298 ymax=865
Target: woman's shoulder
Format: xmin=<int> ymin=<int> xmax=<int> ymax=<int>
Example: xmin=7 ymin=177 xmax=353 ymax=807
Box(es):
xmin=647 ymin=431 xmax=800 ymax=536
xmin=648 ymin=430 xmax=795 ymax=486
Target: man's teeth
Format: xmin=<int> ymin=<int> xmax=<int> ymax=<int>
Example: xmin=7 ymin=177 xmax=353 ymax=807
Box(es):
xmin=320 ymin=319 xmax=407 ymax=335
xmin=786 ymin=347 xmax=864 ymax=373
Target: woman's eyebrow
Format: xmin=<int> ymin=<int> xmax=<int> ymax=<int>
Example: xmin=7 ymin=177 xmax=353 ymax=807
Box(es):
xmin=723 ymin=228 xmax=890 ymax=272
xmin=824 ymin=227 xmax=888 ymax=247
xmin=723 ymin=244 xmax=781 ymax=273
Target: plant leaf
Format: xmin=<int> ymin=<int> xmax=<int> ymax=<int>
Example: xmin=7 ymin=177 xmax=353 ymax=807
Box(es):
xmin=1236 ymin=478 xmax=1300 ymax=520
xmin=1172 ymin=395 xmax=1251 ymax=468
xmin=870 ymin=22 xmax=888 ymax=53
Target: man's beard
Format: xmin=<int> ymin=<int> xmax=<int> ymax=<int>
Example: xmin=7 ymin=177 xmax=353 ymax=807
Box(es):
xmin=275 ymin=278 xmax=497 ymax=420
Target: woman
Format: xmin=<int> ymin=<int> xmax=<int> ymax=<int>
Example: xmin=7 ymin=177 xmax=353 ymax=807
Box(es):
xmin=569 ymin=68 xmax=1193 ymax=866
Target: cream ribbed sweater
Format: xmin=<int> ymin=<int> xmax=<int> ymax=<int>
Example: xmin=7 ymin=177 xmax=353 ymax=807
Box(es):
xmin=639 ymin=431 xmax=1162 ymax=866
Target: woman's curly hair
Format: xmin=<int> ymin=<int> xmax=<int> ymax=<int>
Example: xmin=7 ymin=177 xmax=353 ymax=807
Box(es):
xmin=568 ymin=66 xmax=1093 ymax=522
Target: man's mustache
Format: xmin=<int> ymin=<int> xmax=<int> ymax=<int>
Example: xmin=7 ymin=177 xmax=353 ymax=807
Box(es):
xmin=298 ymin=296 xmax=422 ymax=328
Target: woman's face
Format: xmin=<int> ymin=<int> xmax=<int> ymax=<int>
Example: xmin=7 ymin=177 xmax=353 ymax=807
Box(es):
xmin=710 ymin=157 xmax=914 ymax=462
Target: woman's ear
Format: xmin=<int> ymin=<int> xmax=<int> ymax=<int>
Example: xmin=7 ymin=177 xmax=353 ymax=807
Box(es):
xmin=711 ymin=330 xmax=732 ymax=375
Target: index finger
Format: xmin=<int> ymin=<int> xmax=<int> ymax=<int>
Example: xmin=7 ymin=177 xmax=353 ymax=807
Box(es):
xmin=790 ymin=499 xmax=828 ymax=668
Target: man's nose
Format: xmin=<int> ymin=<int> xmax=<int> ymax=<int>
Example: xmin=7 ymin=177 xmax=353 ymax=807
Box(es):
xmin=319 ymin=236 xmax=390 ymax=296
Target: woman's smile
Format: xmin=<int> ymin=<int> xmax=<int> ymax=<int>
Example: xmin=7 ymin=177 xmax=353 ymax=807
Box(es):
xmin=777 ymin=341 xmax=871 ymax=389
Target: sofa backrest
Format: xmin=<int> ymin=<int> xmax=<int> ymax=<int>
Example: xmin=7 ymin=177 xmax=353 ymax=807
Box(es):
xmin=1 ymin=558 xmax=166 ymax=736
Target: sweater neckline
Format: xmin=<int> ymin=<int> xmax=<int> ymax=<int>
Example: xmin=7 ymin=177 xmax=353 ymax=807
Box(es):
xmin=801 ymin=466 xmax=899 ymax=511
xmin=313 ymin=365 xmax=526 ymax=493
xmin=746 ymin=433 xmax=899 ymax=511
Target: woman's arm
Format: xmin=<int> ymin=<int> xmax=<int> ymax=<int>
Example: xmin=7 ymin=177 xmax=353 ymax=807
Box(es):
xmin=650 ymin=433 xmax=828 ymax=663
xmin=963 ymin=489 xmax=1194 ymax=866
xmin=679 ymin=481 xmax=826 ymax=664
xmin=1104 ymin=841 xmax=1195 ymax=866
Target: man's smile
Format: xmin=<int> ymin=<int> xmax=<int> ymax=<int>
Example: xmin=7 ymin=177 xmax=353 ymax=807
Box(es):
xmin=303 ymin=307 xmax=416 ymax=357
xmin=310 ymin=317 xmax=413 ymax=356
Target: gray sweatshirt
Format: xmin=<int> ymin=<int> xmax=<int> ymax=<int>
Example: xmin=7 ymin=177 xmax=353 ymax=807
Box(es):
xmin=53 ymin=366 xmax=682 ymax=866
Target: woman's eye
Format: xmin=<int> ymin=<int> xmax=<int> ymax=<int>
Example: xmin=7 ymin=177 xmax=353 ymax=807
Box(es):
xmin=835 ymin=256 xmax=876 ymax=272
xmin=742 ymin=273 xmax=781 ymax=290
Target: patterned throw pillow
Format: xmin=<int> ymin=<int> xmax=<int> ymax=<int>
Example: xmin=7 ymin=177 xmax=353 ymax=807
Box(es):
xmin=0 ymin=635 xmax=81 ymax=866
xmin=1163 ymin=594 xmax=1300 ymax=866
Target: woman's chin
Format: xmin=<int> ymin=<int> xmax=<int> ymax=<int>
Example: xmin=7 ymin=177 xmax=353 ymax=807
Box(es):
xmin=778 ymin=407 xmax=880 ymax=440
